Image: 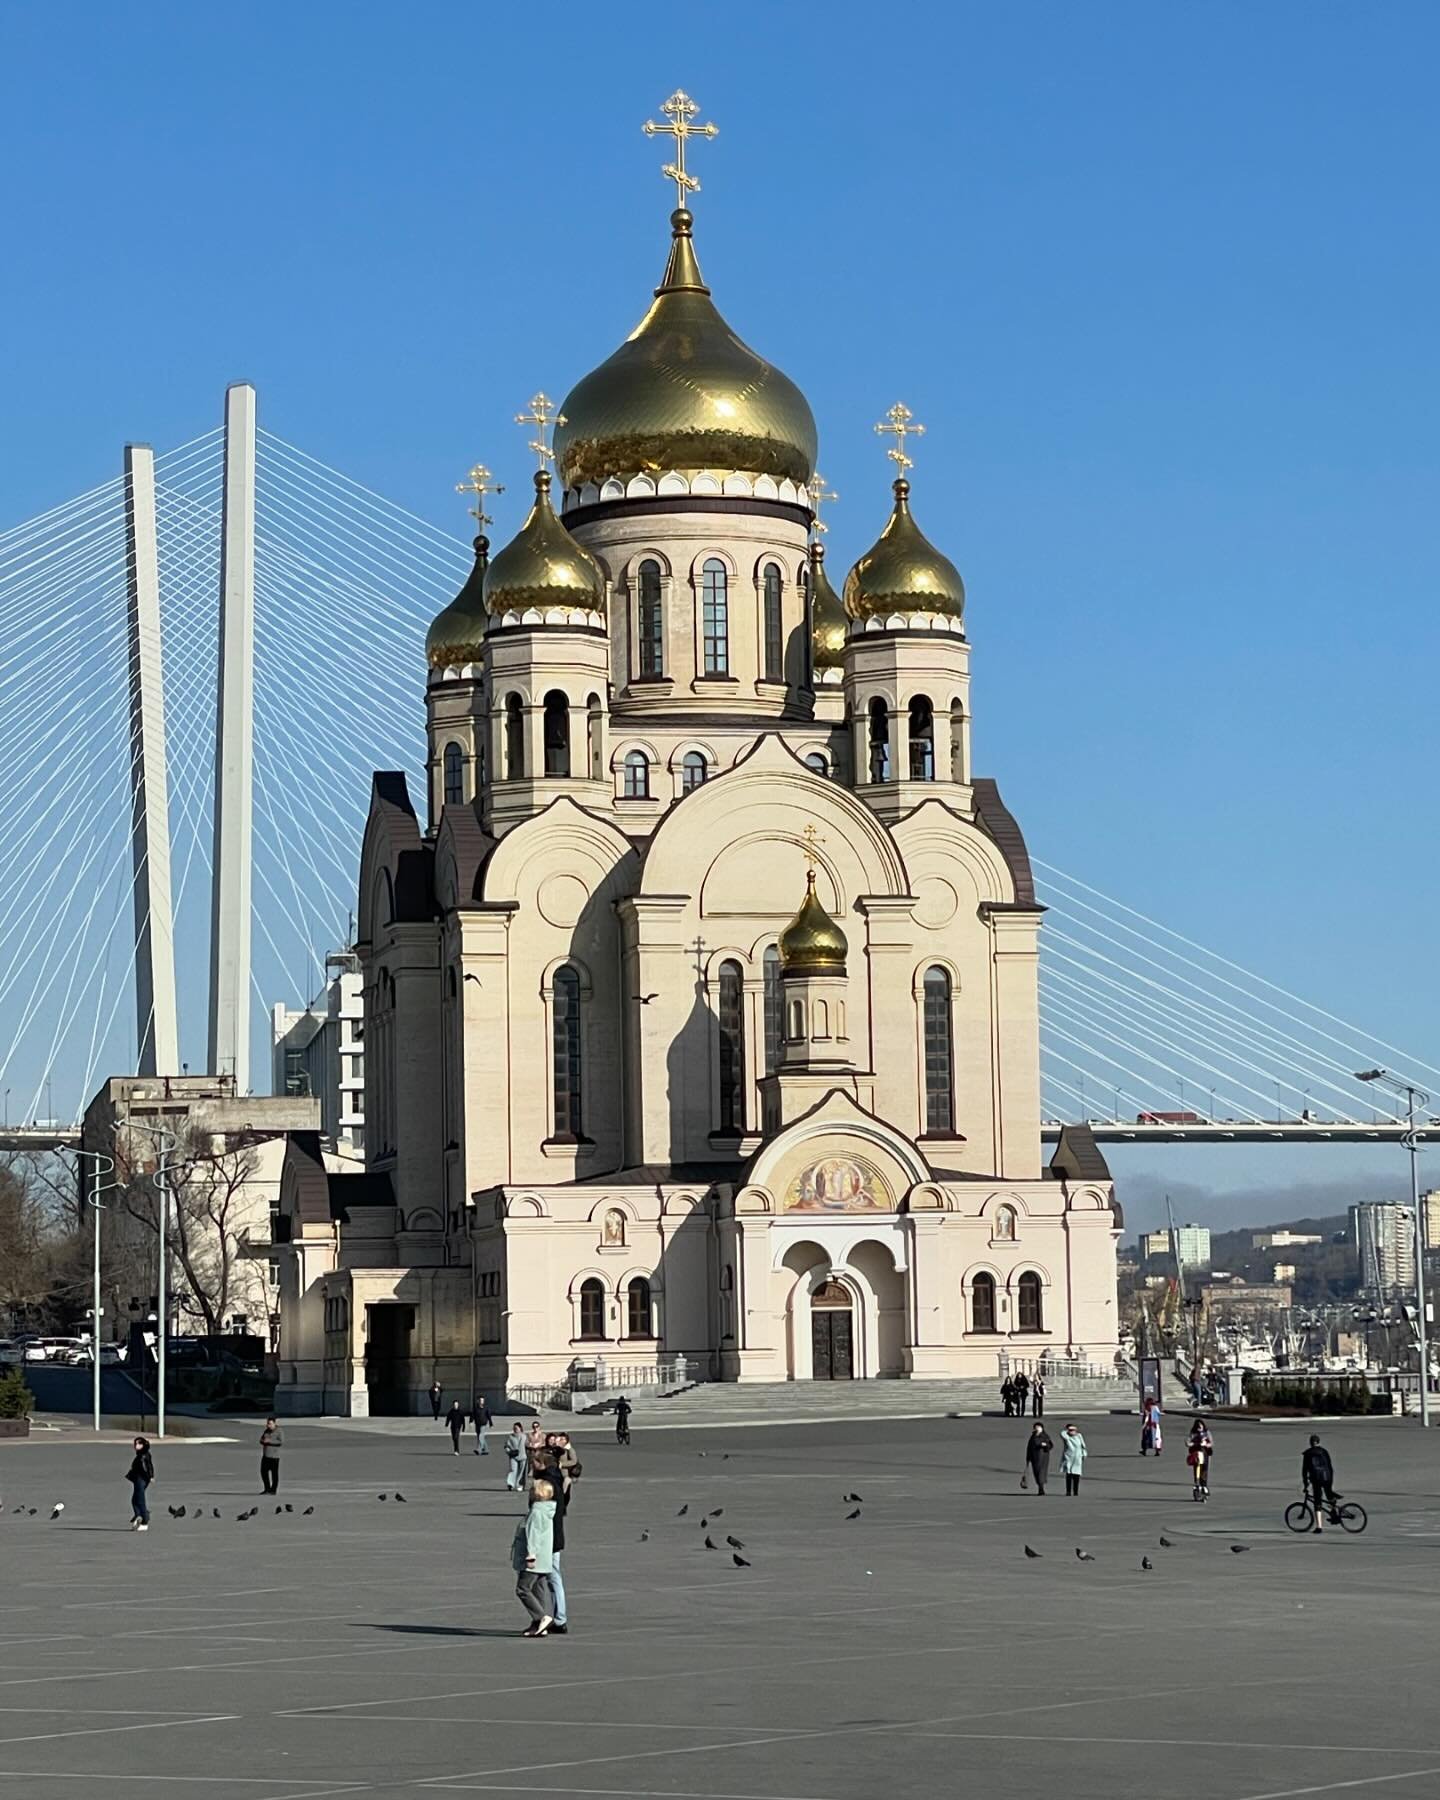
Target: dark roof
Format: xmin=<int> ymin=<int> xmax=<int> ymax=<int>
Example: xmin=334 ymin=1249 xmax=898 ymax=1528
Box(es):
xmin=972 ymin=778 xmax=1039 ymax=906
xmin=368 ymin=772 xmax=436 ymax=923
xmin=328 ymin=1168 xmax=395 ymax=1222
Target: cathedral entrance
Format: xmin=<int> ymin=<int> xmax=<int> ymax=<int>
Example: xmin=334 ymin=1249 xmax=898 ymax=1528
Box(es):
xmin=364 ymin=1302 xmax=415 ymax=1416
xmin=810 ymin=1280 xmax=855 ymax=1381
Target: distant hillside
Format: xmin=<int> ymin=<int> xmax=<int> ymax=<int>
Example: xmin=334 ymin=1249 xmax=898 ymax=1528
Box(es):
xmin=1140 ymin=1214 xmax=1359 ymax=1303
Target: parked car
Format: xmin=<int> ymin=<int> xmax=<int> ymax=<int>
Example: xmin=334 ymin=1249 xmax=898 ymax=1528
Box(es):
xmin=61 ymin=1343 xmax=124 ymax=1366
xmin=25 ymin=1337 xmax=83 ymax=1363
xmin=0 ymin=1340 xmax=18 ymax=1366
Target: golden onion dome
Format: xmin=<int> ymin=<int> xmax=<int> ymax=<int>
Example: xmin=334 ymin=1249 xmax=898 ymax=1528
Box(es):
xmin=426 ymin=535 xmax=489 ymax=669
xmin=843 ymin=479 xmax=966 ymax=623
xmin=809 ymin=542 xmax=847 ymax=673
xmin=482 ymin=470 xmax=606 ymax=618
xmin=778 ymin=869 xmax=848 ymax=976
xmin=553 ymin=209 xmax=818 ymax=491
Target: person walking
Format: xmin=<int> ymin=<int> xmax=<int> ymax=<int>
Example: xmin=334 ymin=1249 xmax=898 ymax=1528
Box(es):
xmin=126 ymin=1435 xmax=154 ymax=1531
xmin=446 ymin=1401 xmax=466 ymax=1456
xmin=1031 ymin=1374 xmax=1046 ymax=1418
xmin=535 ymin=1439 xmax=578 ymax=1635
xmin=1059 ymin=1423 xmax=1088 ymax=1497
xmin=259 ymin=1417 xmax=283 ymax=1494
xmin=1023 ymin=1421 xmax=1054 ymax=1495
xmin=1000 ymin=1377 xmax=1015 ymax=1418
xmin=511 ymin=1476 xmax=557 ymax=1637
xmin=428 ymin=1380 xmax=444 ymax=1421
xmin=504 ymin=1422 xmax=527 ymax=1492
xmin=472 ymin=1395 xmax=493 ymax=1455
xmin=1140 ymin=1394 xmax=1164 ymax=1456
xmin=614 ymin=1395 xmax=632 ymax=1445
xmin=1014 ymin=1371 xmax=1031 ymax=1416
xmin=524 ymin=1418 xmax=546 ymax=1481
xmin=1186 ymin=1416 xmax=1215 ymax=1501
xmin=1301 ymin=1434 xmax=1338 ymax=1532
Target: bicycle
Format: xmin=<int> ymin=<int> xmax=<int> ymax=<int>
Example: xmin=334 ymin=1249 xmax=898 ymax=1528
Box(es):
xmin=1284 ymin=1491 xmax=1367 ymax=1534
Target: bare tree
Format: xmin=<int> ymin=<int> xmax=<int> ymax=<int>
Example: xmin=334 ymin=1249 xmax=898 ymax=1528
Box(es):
xmin=0 ymin=1156 xmax=88 ymax=1331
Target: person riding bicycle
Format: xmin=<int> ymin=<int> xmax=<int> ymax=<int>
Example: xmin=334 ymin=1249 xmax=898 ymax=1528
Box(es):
xmin=1301 ymin=1433 xmax=1338 ymax=1532
xmin=614 ymin=1395 xmax=632 ymax=1446
xmin=1186 ymin=1416 xmax=1215 ymax=1500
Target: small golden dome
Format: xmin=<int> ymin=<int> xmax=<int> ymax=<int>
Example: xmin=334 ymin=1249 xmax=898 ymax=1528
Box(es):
xmin=482 ymin=471 xmax=606 ymax=618
xmin=778 ymin=869 xmax=848 ymax=975
xmin=426 ymin=535 xmax=489 ymax=669
xmin=843 ymin=479 xmax=965 ymax=623
xmin=553 ymin=210 xmax=818 ymax=491
xmin=809 ymin=542 xmax=847 ymax=673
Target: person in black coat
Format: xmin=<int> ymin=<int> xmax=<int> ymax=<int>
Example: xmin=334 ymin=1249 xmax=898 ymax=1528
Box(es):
xmin=126 ymin=1436 xmax=154 ymax=1531
xmin=446 ymin=1401 xmax=466 ymax=1455
xmin=1000 ymin=1378 xmax=1016 ymax=1417
xmin=1302 ymin=1435 xmax=1337 ymax=1530
xmin=1023 ymin=1422 xmax=1054 ymax=1495
xmin=429 ymin=1380 xmax=444 ymax=1421
xmin=472 ymin=1395 xmax=493 ymax=1455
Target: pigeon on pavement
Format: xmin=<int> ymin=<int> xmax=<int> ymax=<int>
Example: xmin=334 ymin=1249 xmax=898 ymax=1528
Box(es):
xmin=844 ymin=1493 xmax=864 ymax=1504
xmin=284 ymin=1504 xmax=293 ymax=1513
xmin=726 ymin=1535 xmax=744 ymax=1550
xmin=676 ymin=1505 xmax=688 ymax=1517
xmin=710 ymin=1507 xmax=724 ymax=1518
xmin=395 ymin=1493 xmax=407 ymax=1503
xmin=638 ymin=1530 xmax=649 ymax=1541
xmin=1141 ymin=1557 xmax=1153 ymax=1571
xmin=845 ymin=1508 xmax=862 ymax=1521
xmin=1024 ymin=1545 xmax=1042 ymax=1559
xmin=732 ymin=1553 xmax=750 ymax=1567
xmin=704 ymin=1536 xmax=718 ymax=1550
xmin=175 ymin=1505 xmax=186 ymax=1519
xmin=1230 ymin=1544 xmax=1250 ymax=1554
xmin=49 ymin=1503 xmax=64 ymax=1521
xmin=1159 ymin=1536 xmax=1175 ymax=1548
xmin=302 ymin=1507 xmax=315 ymax=1516
xmin=1075 ymin=1548 xmax=1096 ymax=1562
xmin=700 ymin=1517 xmax=708 ymax=1528
xmin=212 ymin=1508 xmax=221 ymax=1519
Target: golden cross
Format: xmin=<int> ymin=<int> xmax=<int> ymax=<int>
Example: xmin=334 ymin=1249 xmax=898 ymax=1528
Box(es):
xmin=514 ymin=393 xmax=566 ymax=470
xmin=874 ymin=402 xmax=926 ymax=474
xmin=800 ymin=823 xmax=826 ymax=870
xmin=454 ymin=462 xmax=504 ymax=529
xmin=807 ymin=472 xmax=838 ymax=535
xmin=643 ymin=89 xmax=718 ymax=210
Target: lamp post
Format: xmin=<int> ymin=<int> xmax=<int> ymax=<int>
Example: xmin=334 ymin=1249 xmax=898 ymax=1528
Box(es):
xmin=74 ymin=1150 xmax=115 ymax=1433
xmin=116 ymin=1120 xmax=177 ymax=1438
xmin=1355 ymin=1070 xmax=1429 ymax=1427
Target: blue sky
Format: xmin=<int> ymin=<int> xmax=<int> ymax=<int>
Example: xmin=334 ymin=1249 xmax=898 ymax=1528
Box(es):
xmin=1 ymin=4 xmax=1435 ymax=1218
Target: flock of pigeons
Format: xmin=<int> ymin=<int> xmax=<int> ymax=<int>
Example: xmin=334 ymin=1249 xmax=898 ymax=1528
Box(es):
xmin=0 ymin=1501 xmax=64 ymax=1519
xmin=1024 ymin=1534 xmax=1254 ymax=1569
xmin=640 ymin=1480 xmax=870 ymax=1569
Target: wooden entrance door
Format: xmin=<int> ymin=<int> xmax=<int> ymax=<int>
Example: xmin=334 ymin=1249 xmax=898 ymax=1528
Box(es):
xmin=811 ymin=1281 xmax=855 ymax=1381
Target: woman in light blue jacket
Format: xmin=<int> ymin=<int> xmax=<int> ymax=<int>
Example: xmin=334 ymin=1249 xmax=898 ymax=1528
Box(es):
xmin=1059 ymin=1423 xmax=1088 ymax=1497
xmin=511 ymin=1477 xmax=557 ymax=1636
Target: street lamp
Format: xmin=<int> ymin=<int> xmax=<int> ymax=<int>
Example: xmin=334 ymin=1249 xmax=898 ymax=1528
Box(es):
xmin=1355 ymin=1069 xmax=1430 ymax=1427
xmin=115 ymin=1120 xmax=177 ymax=1439
xmin=73 ymin=1149 xmax=114 ymax=1434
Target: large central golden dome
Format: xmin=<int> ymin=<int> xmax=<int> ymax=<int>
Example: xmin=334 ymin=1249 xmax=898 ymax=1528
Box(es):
xmin=554 ymin=209 xmax=817 ymax=491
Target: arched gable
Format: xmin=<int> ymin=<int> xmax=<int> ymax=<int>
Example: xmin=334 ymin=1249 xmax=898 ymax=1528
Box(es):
xmin=892 ymin=798 xmax=1017 ymax=910
xmin=433 ymin=804 xmax=495 ymax=913
xmin=480 ymin=797 xmax=638 ymax=906
xmin=357 ymin=772 xmax=434 ymax=947
xmin=746 ymin=1088 xmax=933 ymax=1206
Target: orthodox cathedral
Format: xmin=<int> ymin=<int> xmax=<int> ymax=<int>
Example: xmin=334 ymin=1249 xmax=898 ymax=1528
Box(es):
xmin=273 ymin=94 xmax=1120 ymax=1415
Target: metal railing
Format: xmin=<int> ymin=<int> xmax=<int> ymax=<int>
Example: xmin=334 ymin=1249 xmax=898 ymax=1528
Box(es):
xmin=506 ymin=1356 xmax=702 ymax=1414
xmin=999 ymin=1352 xmax=1129 ymax=1383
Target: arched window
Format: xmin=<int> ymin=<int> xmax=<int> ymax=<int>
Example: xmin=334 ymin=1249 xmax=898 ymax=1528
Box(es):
xmin=504 ymin=694 xmax=524 ymax=779
xmin=762 ymin=562 xmax=784 ymax=681
xmin=626 ymin=1276 xmax=653 ymax=1338
xmin=622 ymin=749 xmax=650 ymax=799
xmin=681 ymin=750 xmax=708 ymax=794
xmin=717 ymin=958 xmax=745 ymax=1132
xmin=868 ymin=697 xmax=890 ymax=783
xmin=804 ymin=751 xmax=828 ymax=776
xmin=908 ymin=695 xmax=935 ymax=780
xmin=442 ymin=742 xmax=464 ymax=805
xmin=551 ymin=965 xmax=583 ymax=1139
xmin=972 ymin=1272 xmax=997 ymax=1334
xmin=638 ymin=559 xmax=664 ymax=677
xmin=923 ymin=966 xmax=954 ymax=1134
xmin=578 ymin=1276 xmax=605 ymax=1340
xmin=587 ymin=694 xmax=602 ymax=780
xmin=1017 ymin=1270 xmax=1043 ymax=1332
xmin=701 ymin=557 xmax=729 ymax=675
xmin=543 ymin=691 xmax=570 ymax=778
xmin=950 ymin=698 xmax=966 ymax=783
xmin=763 ymin=944 xmax=781 ymax=1073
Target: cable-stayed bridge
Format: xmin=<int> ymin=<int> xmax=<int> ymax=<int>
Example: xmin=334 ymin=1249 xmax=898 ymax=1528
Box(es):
xmin=0 ymin=386 xmax=1434 ymax=1147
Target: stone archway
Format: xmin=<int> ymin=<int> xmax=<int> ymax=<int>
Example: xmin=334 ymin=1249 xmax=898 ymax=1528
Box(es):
xmin=784 ymin=1258 xmax=878 ymax=1381
xmin=809 ymin=1278 xmax=856 ymax=1381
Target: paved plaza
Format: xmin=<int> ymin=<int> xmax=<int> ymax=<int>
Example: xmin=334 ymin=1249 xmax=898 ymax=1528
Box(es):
xmin=2 ymin=1410 xmax=1439 ymax=1800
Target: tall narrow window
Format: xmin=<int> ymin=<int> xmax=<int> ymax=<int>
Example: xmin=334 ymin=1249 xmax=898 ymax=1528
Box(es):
xmin=476 ymin=736 xmax=486 ymax=794
xmin=702 ymin=558 xmax=729 ymax=675
xmin=717 ymin=958 xmax=745 ymax=1132
xmin=543 ymin=692 xmax=570 ymax=778
xmin=681 ymin=750 xmax=708 ymax=793
xmin=908 ymin=695 xmax=935 ymax=780
xmin=505 ymin=694 xmax=525 ymax=779
xmin=950 ymin=698 xmax=966 ymax=783
xmin=762 ymin=945 xmax=781 ymax=1073
xmin=578 ymin=1277 xmax=605 ymax=1340
xmin=587 ymin=694 xmax=602 ymax=780
xmin=442 ymin=742 xmax=464 ymax=805
xmin=638 ymin=558 xmax=664 ymax=677
xmin=972 ymin=1272 xmax=997 ymax=1333
xmin=799 ymin=564 xmax=812 ymax=685
xmin=626 ymin=1276 xmax=653 ymax=1338
xmin=762 ymin=562 xmax=784 ymax=681
xmin=923 ymin=965 xmax=955 ymax=1134
xmin=1018 ymin=1270 xmax=1043 ymax=1332
xmin=868 ymin=697 xmax=890 ymax=783
xmin=622 ymin=750 xmax=650 ymax=799
xmin=552 ymin=964 xmax=583 ymax=1139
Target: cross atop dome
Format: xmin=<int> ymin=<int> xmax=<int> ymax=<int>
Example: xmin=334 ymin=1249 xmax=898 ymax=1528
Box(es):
xmin=643 ymin=90 xmax=718 ymax=211
xmin=874 ymin=402 xmax=926 ymax=476
xmin=808 ymin=473 xmax=838 ymax=536
xmin=514 ymin=393 xmax=566 ymax=471
xmin=455 ymin=462 xmax=504 ymax=530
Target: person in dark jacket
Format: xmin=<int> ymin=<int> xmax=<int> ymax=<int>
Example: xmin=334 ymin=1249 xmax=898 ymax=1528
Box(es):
xmin=428 ymin=1380 xmax=444 ymax=1421
xmin=614 ymin=1395 xmax=632 ymax=1444
xmin=259 ymin=1417 xmax=283 ymax=1494
xmin=1031 ymin=1374 xmax=1046 ymax=1418
xmin=1302 ymin=1435 xmax=1338 ymax=1531
xmin=446 ymin=1401 xmax=466 ymax=1456
xmin=1023 ymin=1422 xmax=1054 ymax=1495
xmin=1014 ymin=1372 xmax=1030 ymax=1415
xmin=1000 ymin=1378 xmax=1016 ymax=1417
xmin=472 ymin=1395 xmax=493 ymax=1455
xmin=535 ymin=1441 xmax=574 ymax=1634
xmin=126 ymin=1436 xmax=154 ymax=1531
